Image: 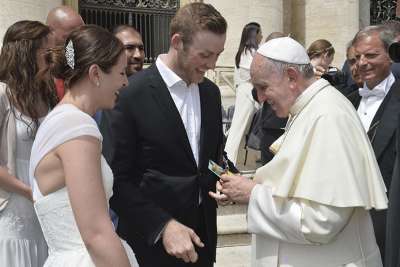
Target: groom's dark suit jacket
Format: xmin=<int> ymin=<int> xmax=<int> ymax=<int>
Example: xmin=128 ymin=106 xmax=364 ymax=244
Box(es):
xmin=348 ymin=80 xmax=400 ymax=262
xmin=110 ymin=65 xmax=224 ymax=266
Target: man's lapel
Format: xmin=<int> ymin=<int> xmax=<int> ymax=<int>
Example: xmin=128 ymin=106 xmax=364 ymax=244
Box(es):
xmin=347 ymin=90 xmax=362 ymax=109
xmin=147 ymin=65 xmax=197 ymax=167
xmin=370 ymin=81 xmax=400 ymax=159
xmin=198 ymin=82 xmax=211 ymax=169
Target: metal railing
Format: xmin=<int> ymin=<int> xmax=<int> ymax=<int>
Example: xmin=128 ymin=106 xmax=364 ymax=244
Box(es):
xmin=206 ymin=65 xmax=235 ymax=92
xmin=79 ymin=0 xmax=179 ymax=64
xmin=371 ymin=0 xmax=399 ymax=24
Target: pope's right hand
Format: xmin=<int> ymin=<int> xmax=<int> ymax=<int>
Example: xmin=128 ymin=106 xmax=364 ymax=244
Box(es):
xmin=162 ymin=219 xmax=204 ymax=263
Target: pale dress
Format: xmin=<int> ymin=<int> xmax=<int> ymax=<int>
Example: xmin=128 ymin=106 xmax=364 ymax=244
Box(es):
xmin=0 ymin=110 xmax=48 ymax=267
xmin=225 ymin=49 xmax=260 ymax=164
xmin=29 ymin=104 xmax=139 ymax=267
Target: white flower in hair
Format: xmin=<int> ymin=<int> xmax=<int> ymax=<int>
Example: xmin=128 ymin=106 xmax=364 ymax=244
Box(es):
xmin=65 ymin=39 xmax=75 ymax=69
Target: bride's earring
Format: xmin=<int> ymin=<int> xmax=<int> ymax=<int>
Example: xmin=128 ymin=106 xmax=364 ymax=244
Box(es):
xmin=96 ymin=81 xmax=100 ymax=87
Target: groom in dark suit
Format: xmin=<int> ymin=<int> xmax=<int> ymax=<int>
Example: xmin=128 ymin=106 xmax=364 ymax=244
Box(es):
xmin=347 ymin=25 xmax=400 ymax=263
xmin=110 ymin=3 xmax=227 ymax=267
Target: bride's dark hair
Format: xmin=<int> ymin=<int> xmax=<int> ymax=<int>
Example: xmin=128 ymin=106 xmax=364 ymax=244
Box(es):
xmin=45 ymin=24 xmax=125 ymax=89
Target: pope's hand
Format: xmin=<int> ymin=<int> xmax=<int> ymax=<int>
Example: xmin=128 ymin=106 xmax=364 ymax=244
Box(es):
xmin=162 ymin=219 xmax=204 ymax=263
xmin=209 ymin=180 xmax=231 ymax=206
xmin=218 ymin=174 xmax=257 ymax=204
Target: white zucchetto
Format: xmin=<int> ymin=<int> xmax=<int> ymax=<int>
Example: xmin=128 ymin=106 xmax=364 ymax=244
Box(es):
xmin=257 ymin=37 xmax=310 ymax=64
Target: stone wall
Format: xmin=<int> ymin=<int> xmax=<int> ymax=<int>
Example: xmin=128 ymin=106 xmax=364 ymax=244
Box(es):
xmin=204 ymin=0 xmax=284 ymax=67
xmin=0 ymin=0 xmax=365 ymax=68
xmin=203 ymin=0 xmax=361 ymax=68
xmin=291 ymin=0 xmax=359 ymax=68
xmin=0 ymin=0 xmax=62 ymax=45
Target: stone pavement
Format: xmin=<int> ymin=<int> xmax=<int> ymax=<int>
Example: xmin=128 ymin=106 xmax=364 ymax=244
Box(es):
xmin=216 ymin=245 xmax=251 ymax=267
xmin=215 ymin=204 xmax=251 ymax=267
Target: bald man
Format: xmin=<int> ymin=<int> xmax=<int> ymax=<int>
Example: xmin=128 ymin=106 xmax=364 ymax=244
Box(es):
xmin=46 ymin=6 xmax=84 ymax=46
xmin=113 ymin=25 xmax=145 ymax=76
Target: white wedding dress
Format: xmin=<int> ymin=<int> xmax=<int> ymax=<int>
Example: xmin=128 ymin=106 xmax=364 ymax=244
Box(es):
xmin=29 ymin=104 xmax=139 ymax=267
xmin=0 ymin=110 xmax=47 ymax=267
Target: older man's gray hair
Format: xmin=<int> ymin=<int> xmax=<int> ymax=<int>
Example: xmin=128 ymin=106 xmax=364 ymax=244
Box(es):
xmin=267 ymin=58 xmax=315 ymax=79
xmin=352 ymin=25 xmax=396 ymax=50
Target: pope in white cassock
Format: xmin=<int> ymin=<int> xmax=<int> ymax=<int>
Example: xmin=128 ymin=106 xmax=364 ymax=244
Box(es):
xmin=209 ymin=37 xmax=388 ymax=267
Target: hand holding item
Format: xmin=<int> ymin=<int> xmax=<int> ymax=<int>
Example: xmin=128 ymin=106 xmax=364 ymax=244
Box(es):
xmin=162 ymin=219 xmax=204 ymax=263
xmin=208 ymin=180 xmax=231 ymax=206
xmin=218 ymin=173 xmax=257 ymax=204
xmin=313 ymin=65 xmax=326 ymax=79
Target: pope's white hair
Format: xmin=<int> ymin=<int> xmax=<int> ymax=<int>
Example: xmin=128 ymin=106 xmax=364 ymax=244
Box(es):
xmin=266 ymin=57 xmax=314 ymax=79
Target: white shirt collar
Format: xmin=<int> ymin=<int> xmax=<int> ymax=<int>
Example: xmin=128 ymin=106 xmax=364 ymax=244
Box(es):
xmin=363 ymin=72 xmax=395 ymax=95
xmin=156 ymin=55 xmax=184 ymax=88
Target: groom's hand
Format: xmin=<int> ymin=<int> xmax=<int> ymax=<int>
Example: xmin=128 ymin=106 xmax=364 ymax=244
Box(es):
xmin=162 ymin=219 xmax=204 ymax=263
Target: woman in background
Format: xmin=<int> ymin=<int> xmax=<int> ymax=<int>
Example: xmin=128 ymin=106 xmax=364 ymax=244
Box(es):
xmin=0 ymin=20 xmax=57 ymax=267
xmin=225 ymin=22 xmax=262 ymax=165
xmin=307 ymin=39 xmax=336 ymax=79
xmin=308 ymin=39 xmax=346 ymax=88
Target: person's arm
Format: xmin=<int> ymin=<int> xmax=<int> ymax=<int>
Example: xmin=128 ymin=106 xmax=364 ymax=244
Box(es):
xmin=248 ymin=184 xmax=354 ymax=245
xmin=57 ymin=135 xmax=131 ymax=267
xmin=0 ymin=166 xmax=32 ymax=201
xmin=0 ymin=88 xmax=32 ymax=201
xmin=109 ymin=94 xmax=172 ymax=244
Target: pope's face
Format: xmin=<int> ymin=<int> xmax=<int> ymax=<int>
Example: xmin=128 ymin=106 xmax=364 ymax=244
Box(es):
xmin=251 ymin=55 xmax=296 ymax=118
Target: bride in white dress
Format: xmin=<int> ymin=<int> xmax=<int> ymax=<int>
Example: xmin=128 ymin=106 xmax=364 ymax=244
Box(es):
xmin=29 ymin=25 xmax=138 ymax=267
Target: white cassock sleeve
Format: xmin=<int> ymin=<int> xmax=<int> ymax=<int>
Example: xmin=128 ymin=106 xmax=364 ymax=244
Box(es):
xmin=247 ymin=184 xmax=354 ymax=245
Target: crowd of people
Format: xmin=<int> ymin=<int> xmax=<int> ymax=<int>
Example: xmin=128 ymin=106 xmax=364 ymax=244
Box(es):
xmin=1 ymin=2 xmax=400 ymax=267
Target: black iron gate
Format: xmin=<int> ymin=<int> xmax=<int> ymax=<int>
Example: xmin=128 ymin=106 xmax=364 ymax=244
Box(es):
xmin=371 ymin=0 xmax=399 ymax=25
xmin=79 ymin=0 xmax=179 ymax=63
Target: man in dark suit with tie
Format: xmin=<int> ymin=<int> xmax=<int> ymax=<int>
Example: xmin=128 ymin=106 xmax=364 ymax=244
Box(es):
xmin=347 ymin=25 xmax=400 ymax=263
xmin=109 ymin=3 xmax=227 ymax=267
